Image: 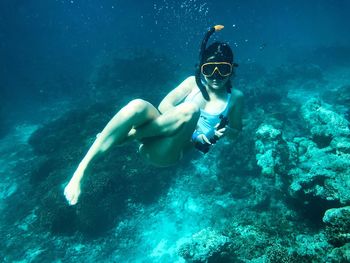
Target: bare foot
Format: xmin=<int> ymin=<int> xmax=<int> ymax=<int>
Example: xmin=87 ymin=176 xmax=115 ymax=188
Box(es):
xmin=64 ymin=178 xmax=81 ymax=205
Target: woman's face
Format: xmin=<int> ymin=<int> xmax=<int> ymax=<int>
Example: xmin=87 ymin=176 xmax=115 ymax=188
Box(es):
xmin=201 ymin=57 xmax=233 ymax=90
xmin=204 ymin=75 xmax=231 ymax=90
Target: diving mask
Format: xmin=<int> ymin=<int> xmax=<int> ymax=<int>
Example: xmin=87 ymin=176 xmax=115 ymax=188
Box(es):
xmin=201 ymin=62 xmax=233 ymax=78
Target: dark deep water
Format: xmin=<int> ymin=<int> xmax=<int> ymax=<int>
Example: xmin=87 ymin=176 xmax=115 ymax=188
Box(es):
xmin=1 ymin=0 xmax=350 ymax=262
xmin=2 ymin=0 xmax=350 ymax=120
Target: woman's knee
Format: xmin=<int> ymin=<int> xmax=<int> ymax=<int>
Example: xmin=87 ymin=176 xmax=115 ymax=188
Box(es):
xmin=120 ymin=99 xmax=154 ymax=119
xmin=126 ymin=99 xmax=150 ymax=114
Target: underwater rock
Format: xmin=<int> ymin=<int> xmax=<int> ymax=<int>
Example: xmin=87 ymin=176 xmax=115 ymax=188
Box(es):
xmin=255 ymin=124 xmax=291 ymax=179
xmin=224 ymin=221 xmax=270 ymax=261
xmin=266 ymin=244 xmax=306 ymax=263
xmin=300 ymin=98 xmax=350 ymax=148
xmin=322 ymin=84 xmax=350 ymax=107
xmin=331 ymin=136 xmax=350 ymax=154
xmin=177 ymin=228 xmax=232 ymax=263
xmin=289 ymin=136 xmax=350 ymax=205
xmin=287 ymin=100 xmax=350 ymax=226
xmin=37 ymin=186 xmax=78 ymax=234
xmin=254 ymin=123 xmax=297 ymax=213
xmin=326 ymin=243 xmax=350 ymax=262
xmin=293 ymin=233 xmax=331 ymax=261
xmin=323 ymin=206 xmax=350 ymax=247
xmin=289 ymin=99 xmax=350 ymax=206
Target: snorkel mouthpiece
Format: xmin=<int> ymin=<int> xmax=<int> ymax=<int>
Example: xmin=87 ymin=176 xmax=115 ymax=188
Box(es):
xmin=195 ymin=25 xmax=225 ymax=101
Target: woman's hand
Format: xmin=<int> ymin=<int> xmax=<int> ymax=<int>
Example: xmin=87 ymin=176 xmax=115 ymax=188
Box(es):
xmin=196 ymin=133 xmax=212 ymax=145
xmin=214 ymin=123 xmax=226 ymax=140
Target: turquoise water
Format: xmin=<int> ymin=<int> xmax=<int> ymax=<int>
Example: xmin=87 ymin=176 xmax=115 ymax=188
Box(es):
xmin=1 ymin=1 xmax=350 ymax=262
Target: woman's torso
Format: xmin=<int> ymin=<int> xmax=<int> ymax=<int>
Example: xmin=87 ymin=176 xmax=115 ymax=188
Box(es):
xmin=184 ymin=84 xmax=232 ymax=139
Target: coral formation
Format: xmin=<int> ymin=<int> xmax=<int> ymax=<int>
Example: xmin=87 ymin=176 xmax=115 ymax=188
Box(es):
xmin=300 ymin=98 xmax=350 ymax=147
xmin=288 ymin=99 xmax=350 ymax=216
xmin=255 ymin=124 xmax=291 ymax=178
xmin=177 ymin=228 xmax=232 ymax=263
xmin=323 ymin=207 xmax=350 ymax=247
xmin=215 ymin=92 xmax=350 ymax=262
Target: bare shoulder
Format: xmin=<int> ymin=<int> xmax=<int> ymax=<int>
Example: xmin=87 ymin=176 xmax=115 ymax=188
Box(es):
xmin=230 ymin=88 xmax=244 ymax=107
xmin=231 ymin=89 xmax=244 ymax=100
xmin=228 ymin=89 xmax=244 ymax=131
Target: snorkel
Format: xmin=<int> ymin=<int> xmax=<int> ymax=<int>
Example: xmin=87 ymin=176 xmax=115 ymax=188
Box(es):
xmin=195 ymin=25 xmax=225 ymax=101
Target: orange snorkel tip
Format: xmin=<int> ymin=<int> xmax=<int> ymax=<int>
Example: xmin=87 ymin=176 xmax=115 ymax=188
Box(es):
xmin=214 ymin=25 xmax=224 ymax=31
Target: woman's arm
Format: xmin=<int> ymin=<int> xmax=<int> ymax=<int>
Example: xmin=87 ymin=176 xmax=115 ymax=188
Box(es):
xmin=158 ymin=76 xmax=195 ymax=113
xmin=226 ymin=89 xmax=244 ymax=140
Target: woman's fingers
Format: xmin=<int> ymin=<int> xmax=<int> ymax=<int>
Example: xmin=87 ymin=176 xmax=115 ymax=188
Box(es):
xmin=199 ymin=134 xmax=211 ymax=144
xmin=203 ymin=135 xmax=212 ymax=144
xmin=217 ymin=127 xmax=226 ymax=133
xmin=215 ymin=128 xmax=226 ymax=138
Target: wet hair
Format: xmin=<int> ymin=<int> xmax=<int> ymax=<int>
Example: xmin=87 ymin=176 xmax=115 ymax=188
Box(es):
xmin=202 ymin=42 xmax=233 ymax=63
xmin=195 ymin=27 xmax=237 ymax=100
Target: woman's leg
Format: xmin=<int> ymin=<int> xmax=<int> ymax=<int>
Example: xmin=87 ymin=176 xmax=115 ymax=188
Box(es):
xmin=64 ymin=99 xmax=160 ymax=205
xmin=64 ymin=99 xmax=199 ymax=205
xmin=135 ymin=102 xmax=200 ymax=167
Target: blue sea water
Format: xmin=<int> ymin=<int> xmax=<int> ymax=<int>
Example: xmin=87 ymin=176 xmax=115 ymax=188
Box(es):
xmin=1 ymin=0 xmax=350 ymax=262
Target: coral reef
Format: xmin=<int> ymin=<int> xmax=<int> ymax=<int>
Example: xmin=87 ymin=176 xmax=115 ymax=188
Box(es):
xmin=323 ymin=207 xmax=350 ymax=247
xmin=243 ymin=96 xmax=350 ymax=228
xmin=287 ymin=99 xmax=350 ymax=225
xmin=322 ymin=84 xmax=350 ymax=107
xmin=266 ymin=244 xmax=305 ymax=263
xmin=326 ymin=243 xmax=350 ymax=262
xmin=177 ymin=228 xmax=233 ymax=263
xmin=255 ymin=124 xmax=292 ymax=179
xmin=214 ymin=93 xmax=350 ymax=262
xmin=300 ymin=98 xmax=350 ymax=147
xmin=322 ymin=84 xmax=350 ymax=121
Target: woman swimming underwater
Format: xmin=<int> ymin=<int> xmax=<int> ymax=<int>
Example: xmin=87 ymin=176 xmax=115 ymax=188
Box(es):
xmin=64 ymin=25 xmax=244 ymax=205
